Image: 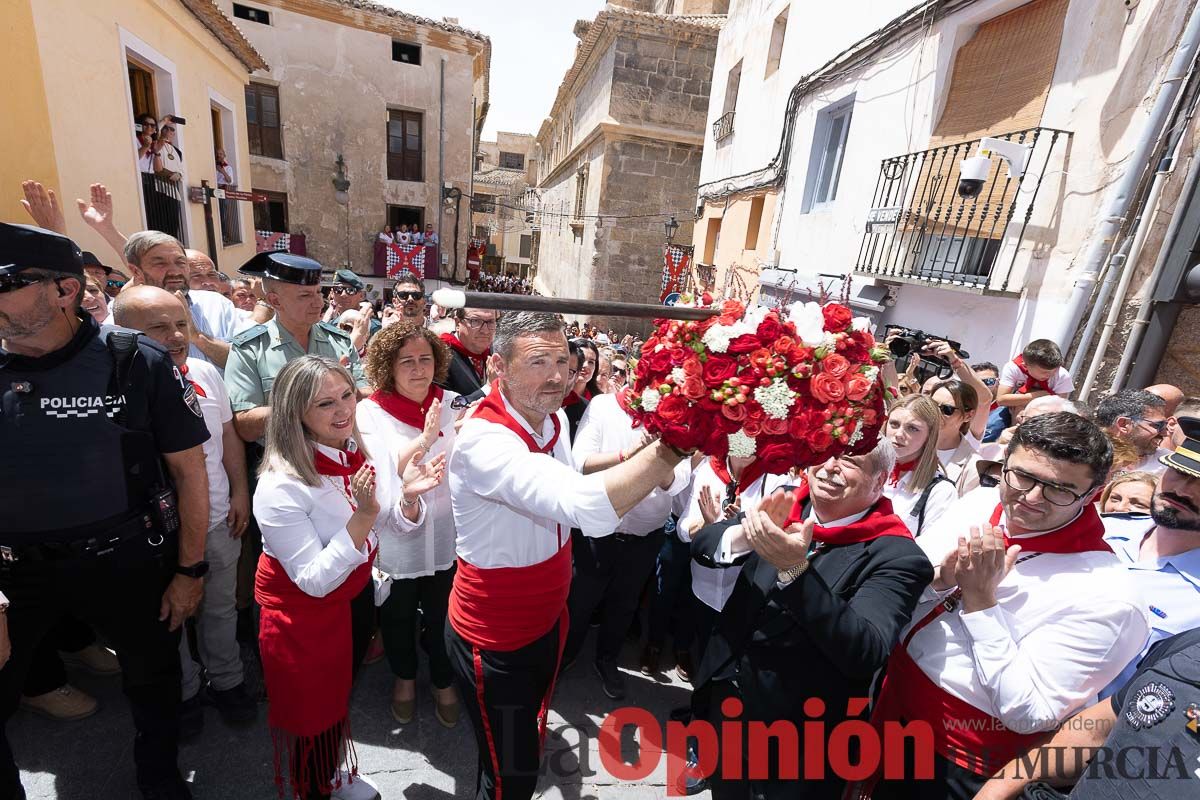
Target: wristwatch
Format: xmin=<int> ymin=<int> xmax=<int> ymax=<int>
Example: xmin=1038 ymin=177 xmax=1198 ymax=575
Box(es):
xmin=175 ymin=561 xmax=210 ymax=579
xmin=777 ymin=558 xmax=810 ymax=585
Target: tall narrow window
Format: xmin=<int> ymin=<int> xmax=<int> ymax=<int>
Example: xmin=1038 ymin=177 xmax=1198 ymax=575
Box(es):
xmin=765 ymin=8 xmax=788 ymax=77
xmin=245 ymin=83 xmax=283 ymax=159
xmin=803 ymin=98 xmax=854 ymax=211
xmin=253 ymin=190 xmax=289 ymax=232
xmin=722 ymin=60 xmax=742 ymax=117
xmin=745 ymin=196 xmax=765 ymax=250
xmin=573 ymin=166 xmax=589 ymax=220
xmin=387 ymin=110 xmax=424 ymax=182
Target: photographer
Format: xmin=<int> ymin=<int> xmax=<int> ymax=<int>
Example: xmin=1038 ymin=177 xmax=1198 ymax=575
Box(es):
xmin=136 ymin=115 xmax=159 ymax=174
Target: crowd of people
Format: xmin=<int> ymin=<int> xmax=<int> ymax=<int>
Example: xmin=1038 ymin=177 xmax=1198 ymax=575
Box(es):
xmin=2 ymin=176 xmax=1199 ymax=800
xmin=466 ymin=273 xmax=532 ymax=295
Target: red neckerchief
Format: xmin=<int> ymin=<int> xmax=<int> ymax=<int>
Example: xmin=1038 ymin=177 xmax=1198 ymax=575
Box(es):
xmin=988 ymin=502 xmax=1111 ymax=554
xmin=440 ymin=333 xmax=489 ymax=381
xmin=889 ymin=459 xmax=917 ymax=487
xmin=784 ymin=485 xmax=913 ymax=545
xmin=562 ymin=391 xmax=583 ymax=409
xmin=614 ymin=386 xmax=643 ymax=428
xmin=709 ymin=456 xmax=768 ymax=497
xmin=370 ymin=386 xmax=444 ymax=437
xmin=471 ymin=380 xmax=561 ymax=455
xmin=1013 ymin=354 xmax=1052 ymax=394
xmin=312 ymin=444 xmax=367 ymax=511
xmin=179 ymin=363 xmax=206 ymax=398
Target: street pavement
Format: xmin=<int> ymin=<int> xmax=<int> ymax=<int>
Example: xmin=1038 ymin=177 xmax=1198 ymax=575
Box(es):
xmin=14 ymin=631 xmax=696 ymax=799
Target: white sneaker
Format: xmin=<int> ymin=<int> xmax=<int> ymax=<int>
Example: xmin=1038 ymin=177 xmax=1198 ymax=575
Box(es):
xmin=330 ymin=770 xmax=380 ymax=800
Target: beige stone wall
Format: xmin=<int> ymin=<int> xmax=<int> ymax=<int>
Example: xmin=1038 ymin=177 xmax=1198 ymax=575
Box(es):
xmin=610 ymin=31 xmax=715 ymax=132
xmin=693 ymin=191 xmax=779 ymax=301
xmin=216 ymin=0 xmax=484 ymax=279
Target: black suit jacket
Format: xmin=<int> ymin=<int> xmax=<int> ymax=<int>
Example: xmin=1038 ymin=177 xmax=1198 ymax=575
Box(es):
xmin=690 ymin=502 xmax=932 ymax=796
xmin=440 ymin=349 xmax=485 ymax=397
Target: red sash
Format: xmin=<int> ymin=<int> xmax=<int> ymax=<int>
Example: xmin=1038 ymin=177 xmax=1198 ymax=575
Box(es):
xmin=1012 ymin=355 xmax=1052 ymax=394
xmin=369 ymin=386 xmax=444 ymax=435
xmin=441 ymin=333 xmax=489 ymax=381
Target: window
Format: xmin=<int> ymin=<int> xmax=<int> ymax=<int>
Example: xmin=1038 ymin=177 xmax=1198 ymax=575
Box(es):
xmin=253 ymin=190 xmax=288 ymax=232
xmin=703 ymin=217 xmax=722 ymax=264
xmin=472 ymin=193 xmax=496 ymax=213
xmin=392 ymin=41 xmax=421 ymax=65
xmin=913 ymin=234 xmax=1001 ymax=285
xmin=722 ymin=60 xmax=742 ymax=117
xmin=387 ymin=205 xmax=424 ymax=232
xmin=387 ymin=110 xmax=424 ymax=182
xmin=744 ymin=196 xmax=765 ymax=250
xmin=802 ymin=98 xmax=854 ymax=211
xmin=572 ymin=166 xmax=589 ymax=220
xmin=499 ymin=151 xmax=525 ymax=170
xmin=232 ymin=3 xmax=270 ymax=25
xmin=245 ymin=83 xmax=283 ymax=159
xmin=519 ymin=234 xmax=532 ymax=259
xmin=765 ymin=8 xmax=788 ymax=77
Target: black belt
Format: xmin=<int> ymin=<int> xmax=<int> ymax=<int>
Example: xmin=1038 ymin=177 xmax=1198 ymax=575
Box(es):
xmin=0 ymin=507 xmax=168 ymax=565
xmin=612 ymin=527 xmax=666 ymax=544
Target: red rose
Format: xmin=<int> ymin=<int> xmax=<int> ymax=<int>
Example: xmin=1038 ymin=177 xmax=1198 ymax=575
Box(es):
xmin=657 ymin=394 xmax=689 ymax=424
xmin=718 ymin=299 xmax=746 ymax=325
xmin=682 ymin=376 xmax=707 ymax=401
xmin=728 ymin=334 xmax=761 ymax=354
xmin=845 ymin=374 xmax=874 ymax=402
xmin=745 ymin=405 xmax=766 ymax=426
xmin=720 ymin=401 xmax=747 ymax=422
xmin=702 ymin=354 xmax=738 ymax=386
xmin=771 ymin=335 xmax=798 ymax=359
xmin=763 ymin=416 xmax=789 ymax=436
xmin=644 ymin=348 xmax=672 ymax=374
xmin=683 ymin=356 xmax=703 ymax=378
xmin=810 ymin=373 xmax=846 ymax=404
xmin=703 ymin=425 xmax=728 ymax=456
xmin=821 ymin=353 xmax=852 ymax=379
xmin=743 ymin=418 xmax=764 ymax=438
xmin=807 ymin=427 xmax=834 ymax=452
xmin=759 ymin=442 xmax=794 ymax=471
xmin=822 ymin=304 xmax=853 ymax=332
xmin=756 ymin=316 xmax=782 ymax=344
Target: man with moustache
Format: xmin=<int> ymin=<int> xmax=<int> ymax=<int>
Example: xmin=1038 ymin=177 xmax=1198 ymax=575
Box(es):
xmin=865 ymin=413 xmax=1150 ymax=800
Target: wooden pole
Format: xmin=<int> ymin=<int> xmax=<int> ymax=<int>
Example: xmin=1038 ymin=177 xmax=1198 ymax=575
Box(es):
xmin=431 ymin=289 xmax=718 ymax=320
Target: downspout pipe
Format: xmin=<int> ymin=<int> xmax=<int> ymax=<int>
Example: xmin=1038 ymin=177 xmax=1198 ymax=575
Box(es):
xmin=1052 ymin=2 xmax=1200 ymax=368
xmin=437 ymin=55 xmax=447 ymax=282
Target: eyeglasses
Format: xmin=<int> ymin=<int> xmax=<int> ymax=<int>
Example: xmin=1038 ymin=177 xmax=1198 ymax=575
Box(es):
xmin=106 ymin=279 xmax=126 ymax=289
xmin=461 ymin=317 xmax=497 ymax=330
xmin=450 ymin=394 xmax=473 ymax=410
xmin=937 ymin=403 xmax=960 ymax=417
xmin=1134 ymin=417 xmax=1169 ymax=435
xmin=613 ymin=369 xmax=628 ymax=378
xmin=162 ymin=126 xmax=175 ymax=133
xmin=394 ymin=291 xmax=423 ymax=301
xmin=338 ymin=323 xmax=355 ymax=332
xmin=0 ymin=272 xmax=49 ymax=295
xmin=331 ymin=286 xmax=359 ymax=295
xmin=981 ymin=377 xmax=998 ymax=387
xmin=1001 ymin=466 xmax=1090 ymax=506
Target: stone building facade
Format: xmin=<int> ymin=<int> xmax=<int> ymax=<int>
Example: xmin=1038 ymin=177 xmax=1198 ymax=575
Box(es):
xmin=532 ymin=1 xmax=722 ymax=331
xmin=472 ymin=132 xmax=536 ymax=277
xmin=214 ymin=0 xmax=489 ymax=281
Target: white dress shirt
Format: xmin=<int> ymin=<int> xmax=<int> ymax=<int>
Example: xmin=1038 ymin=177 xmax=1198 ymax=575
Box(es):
xmin=185 ymin=358 xmax=231 ymax=526
xmin=904 ymin=486 xmax=1150 ymax=734
xmin=677 ymin=460 xmax=791 ymax=611
xmin=449 ymin=390 xmax=620 ymax=569
xmin=1130 ymin=447 xmax=1171 ymax=475
xmin=187 ymin=290 xmax=240 ymax=367
xmin=357 ymin=393 xmax=460 ymax=580
xmin=254 ymin=443 xmax=381 ymax=598
xmin=882 ymin=469 xmax=957 ymax=536
xmin=1100 ymin=515 xmax=1200 ymax=695
xmin=571 ymin=393 xmax=691 ymax=536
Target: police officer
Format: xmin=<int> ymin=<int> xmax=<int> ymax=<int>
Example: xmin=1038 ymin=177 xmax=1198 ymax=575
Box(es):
xmin=0 ymin=223 xmax=211 ymax=800
xmin=225 ymin=252 xmax=369 ymax=443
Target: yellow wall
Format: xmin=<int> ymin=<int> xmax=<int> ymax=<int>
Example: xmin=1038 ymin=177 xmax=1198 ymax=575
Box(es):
xmin=13 ymin=0 xmax=257 ymax=270
xmin=692 ymin=192 xmax=779 ymax=301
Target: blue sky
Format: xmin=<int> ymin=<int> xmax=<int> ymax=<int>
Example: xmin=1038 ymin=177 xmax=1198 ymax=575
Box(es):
xmin=379 ymin=0 xmax=607 ymax=140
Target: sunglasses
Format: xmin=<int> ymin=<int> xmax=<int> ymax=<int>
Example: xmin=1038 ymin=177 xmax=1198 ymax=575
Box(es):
xmin=980 ymin=377 xmax=998 ymax=387
xmin=338 ymin=323 xmax=355 ymax=332
xmin=394 ymin=291 xmax=423 ymax=301
xmin=1134 ymin=417 xmax=1169 ymax=435
xmin=0 ymin=272 xmax=49 ymax=295
xmin=938 ymin=403 xmax=960 ymax=417
xmin=162 ymin=126 xmax=175 ymax=133
xmin=331 ymin=286 xmax=360 ymax=295
xmin=106 ymin=279 xmax=126 ymax=289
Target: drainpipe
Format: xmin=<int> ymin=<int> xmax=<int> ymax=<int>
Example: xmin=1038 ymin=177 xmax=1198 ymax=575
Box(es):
xmin=437 ymin=55 xmax=447 ymax=283
xmin=1052 ymin=2 xmax=1200 ymax=368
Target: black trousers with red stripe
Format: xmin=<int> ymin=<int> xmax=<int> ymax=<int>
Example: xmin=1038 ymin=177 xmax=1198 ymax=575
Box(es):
xmin=445 ymin=620 xmax=562 ymax=800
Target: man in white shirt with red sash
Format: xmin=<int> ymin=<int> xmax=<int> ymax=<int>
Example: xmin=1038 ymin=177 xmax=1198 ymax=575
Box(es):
xmin=446 ymin=311 xmax=688 ymax=800
xmin=864 ymin=413 xmax=1150 ymax=800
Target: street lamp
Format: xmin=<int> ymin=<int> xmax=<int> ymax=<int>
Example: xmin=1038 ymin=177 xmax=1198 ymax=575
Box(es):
xmin=332 ymin=154 xmax=351 ymax=268
xmin=664 ymin=215 xmax=680 ymax=243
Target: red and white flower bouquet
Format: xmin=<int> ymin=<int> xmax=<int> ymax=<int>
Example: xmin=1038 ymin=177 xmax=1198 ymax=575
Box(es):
xmin=623 ymin=296 xmax=889 ymax=473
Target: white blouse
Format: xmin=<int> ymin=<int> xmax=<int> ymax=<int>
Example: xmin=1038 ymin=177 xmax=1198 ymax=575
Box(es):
xmin=357 ymin=393 xmax=459 ymax=580
xmin=253 ymin=442 xmax=382 ymax=598
xmin=882 ymin=469 xmax=957 ymax=536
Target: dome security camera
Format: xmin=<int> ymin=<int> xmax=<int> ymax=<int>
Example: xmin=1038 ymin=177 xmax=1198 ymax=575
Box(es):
xmin=957 ymin=155 xmax=991 ymax=199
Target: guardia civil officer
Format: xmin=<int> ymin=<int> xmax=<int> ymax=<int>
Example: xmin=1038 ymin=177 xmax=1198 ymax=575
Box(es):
xmin=0 ymin=223 xmax=211 ymax=800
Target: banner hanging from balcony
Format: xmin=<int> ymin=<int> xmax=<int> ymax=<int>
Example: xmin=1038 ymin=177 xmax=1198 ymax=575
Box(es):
xmin=256 ymin=231 xmax=291 ymax=253
xmin=386 ymin=243 xmax=426 ymax=279
xmin=466 ymin=238 xmax=486 ymax=280
xmin=661 ymin=244 xmax=694 ymax=302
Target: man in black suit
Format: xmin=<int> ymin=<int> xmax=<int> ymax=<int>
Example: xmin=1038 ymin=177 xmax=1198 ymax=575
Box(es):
xmin=438 ymin=307 xmax=498 ymax=396
xmin=689 ymin=438 xmax=933 ymax=799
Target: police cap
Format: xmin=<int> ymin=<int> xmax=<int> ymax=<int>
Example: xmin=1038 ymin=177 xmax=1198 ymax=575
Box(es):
xmin=239 ymin=251 xmax=322 ymax=285
xmin=0 ymin=222 xmax=84 ymax=277
xmin=335 ymin=269 xmax=365 ymax=291
xmin=1161 ymin=416 xmax=1200 ymax=479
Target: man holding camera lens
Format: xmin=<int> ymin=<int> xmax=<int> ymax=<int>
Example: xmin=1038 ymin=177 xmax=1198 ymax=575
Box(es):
xmin=0 ymin=223 xmax=211 ymax=800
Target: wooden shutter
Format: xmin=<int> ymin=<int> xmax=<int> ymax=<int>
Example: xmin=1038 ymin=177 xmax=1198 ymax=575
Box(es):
xmin=388 ymin=110 xmax=423 ymax=182
xmin=246 ymin=84 xmax=282 ymax=159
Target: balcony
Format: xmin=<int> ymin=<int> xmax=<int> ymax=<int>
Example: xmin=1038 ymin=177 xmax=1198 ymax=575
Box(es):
xmin=141 ymin=173 xmax=188 ymax=244
xmin=713 ymin=111 xmax=735 ymax=143
xmin=218 ymin=197 xmax=242 ymax=246
xmin=853 ymin=127 xmax=1070 ymax=293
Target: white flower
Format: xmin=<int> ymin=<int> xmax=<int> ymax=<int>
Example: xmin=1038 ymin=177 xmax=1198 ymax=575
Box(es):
xmin=671 ymin=367 xmax=687 ymax=384
xmin=702 ymin=324 xmax=734 ymax=353
xmin=847 ymin=422 xmax=865 ymax=446
xmin=852 ymin=316 xmax=872 ymax=332
xmin=640 ymin=387 xmax=661 ymax=413
xmin=727 ymin=429 xmax=757 ymax=458
xmin=788 ymin=301 xmax=826 ymax=346
xmin=862 ymin=366 xmax=879 ymax=383
xmin=754 ymin=379 xmax=796 ymax=420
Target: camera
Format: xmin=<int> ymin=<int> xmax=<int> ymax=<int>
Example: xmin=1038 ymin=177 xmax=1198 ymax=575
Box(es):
xmin=885 ymin=326 xmax=970 ymax=382
xmin=957 ymin=155 xmax=991 ymax=199
xmin=166 ymin=115 xmax=186 ymax=125
xmin=135 ymin=123 xmax=143 ymax=133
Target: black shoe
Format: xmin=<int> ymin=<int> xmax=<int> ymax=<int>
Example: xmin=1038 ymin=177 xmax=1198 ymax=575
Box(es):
xmin=639 ymin=645 xmax=660 ymax=676
xmin=206 ymin=681 xmax=257 ymax=727
xmin=140 ymin=772 xmax=193 ymax=800
xmin=178 ymin=694 xmax=204 ymax=742
xmin=593 ymin=659 xmax=626 ymax=700
xmin=675 ymin=650 xmax=695 ymax=684
xmin=235 ymin=606 xmax=255 ymax=645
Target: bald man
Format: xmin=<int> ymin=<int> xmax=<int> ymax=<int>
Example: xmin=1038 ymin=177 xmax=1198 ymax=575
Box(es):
xmin=185 ymin=249 xmax=222 ymax=293
xmin=112 ymin=286 xmax=256 ymax=734
xmin=1148 ymin=383 xmax=1186 ymax=447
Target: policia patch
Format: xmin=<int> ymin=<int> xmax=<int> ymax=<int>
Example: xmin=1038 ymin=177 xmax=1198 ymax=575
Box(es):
xmin=1124 ymin=681 xmax=1176 ymax=730
xmin=172 ymin=366 xmax=204 ymax=418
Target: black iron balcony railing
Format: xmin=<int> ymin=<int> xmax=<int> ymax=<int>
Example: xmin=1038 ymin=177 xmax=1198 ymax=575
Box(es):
xmin=713 ymin=111 xmax=735 ymax=143
xmin=219 ymin=197 xmax=242 ymax=246
xmin=853 ymin=127 xmax=1070 ymax=292
xmin=141 ymin=172 xmax=188 ymax=244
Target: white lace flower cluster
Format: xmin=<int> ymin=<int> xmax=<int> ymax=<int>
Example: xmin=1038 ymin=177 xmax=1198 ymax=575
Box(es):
xmin=640 ymin=386 xmax=661 ymax=412
xmin=786 ymin=301 xmax=826 ymax=347
xmin=700 ymin=305 xmax=772 ymax=354
xmin=727 ymin=429 xmax=757 ymax=458
xmin=753 ymin=379 xmax=795 ymax=420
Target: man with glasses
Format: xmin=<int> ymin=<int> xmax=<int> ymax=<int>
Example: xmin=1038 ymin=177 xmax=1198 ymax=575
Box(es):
xmin=391 ymin=271 xmax=427 ymax=323
xmin=1096 ymin=389 xmax=1172 ymax=475
xmin=0 ymin=223 xmax=211 ymax=800
xmin=867 ymin=412 xmax=1149 ymax=800
xmin=439 ymin=306 xmax=499 ymax=397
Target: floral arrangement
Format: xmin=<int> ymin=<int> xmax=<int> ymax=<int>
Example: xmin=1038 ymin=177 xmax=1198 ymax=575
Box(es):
xmin=624 ymin=296 xmax=890 ymax=473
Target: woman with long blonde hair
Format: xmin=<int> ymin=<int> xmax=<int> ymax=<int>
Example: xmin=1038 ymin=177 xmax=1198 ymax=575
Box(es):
xmin=882 ymin=394 xmax=957 ymax=535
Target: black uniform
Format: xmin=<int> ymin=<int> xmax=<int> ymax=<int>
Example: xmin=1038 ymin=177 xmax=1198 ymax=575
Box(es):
xmin=0 ymin=312 xmax=209 ymax=798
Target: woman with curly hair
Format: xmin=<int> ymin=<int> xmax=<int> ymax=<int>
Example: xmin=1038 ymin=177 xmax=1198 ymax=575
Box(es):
xmin=356 ymin=321 xmax=460 ymax=728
